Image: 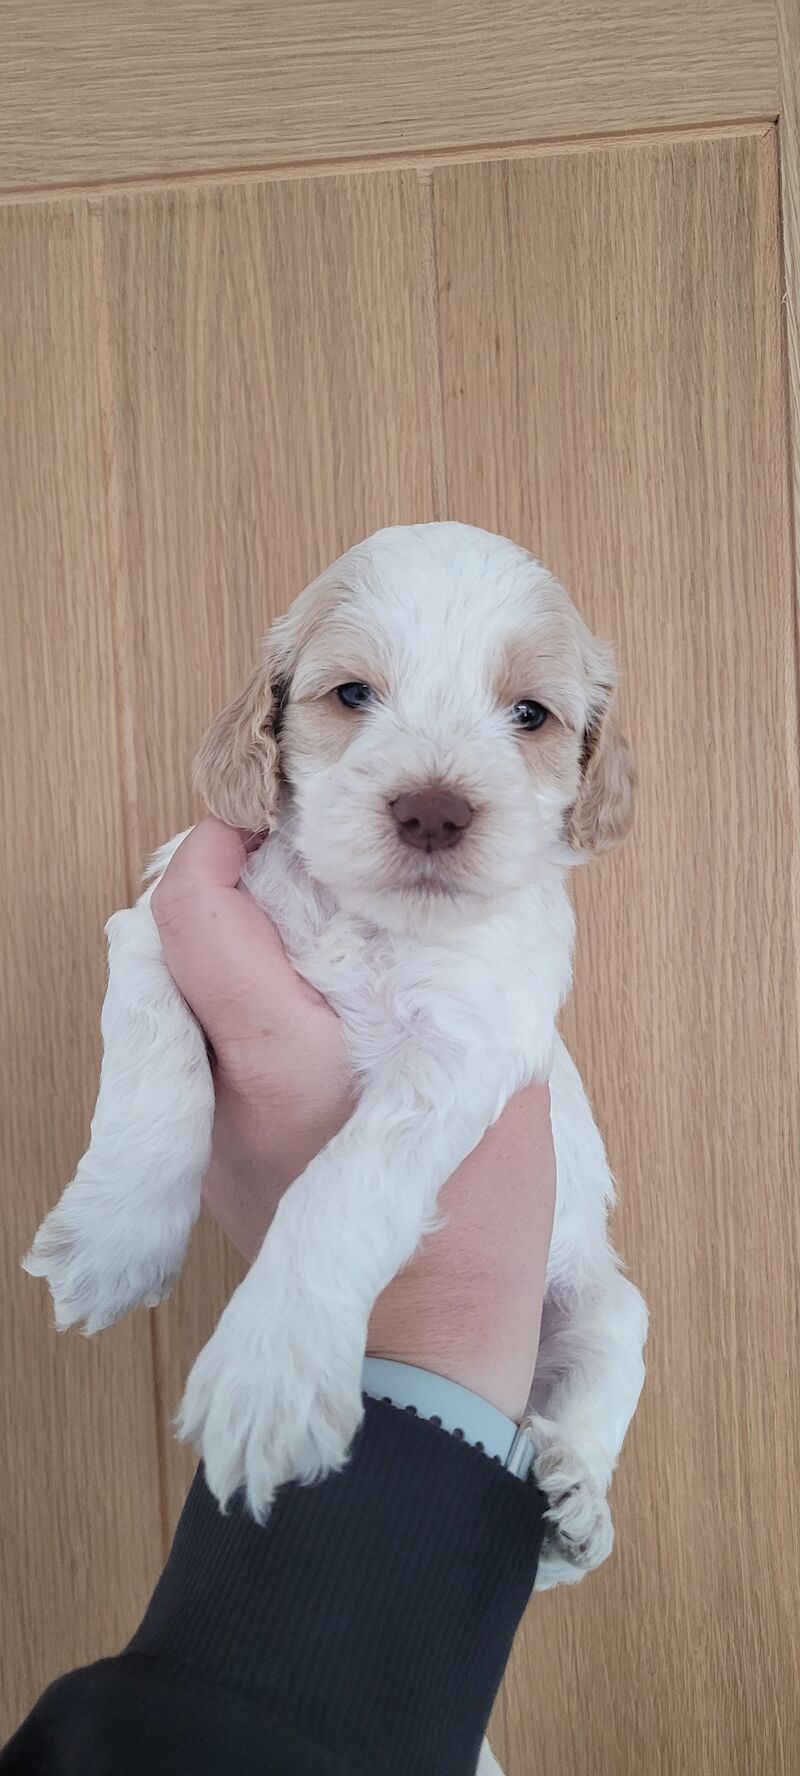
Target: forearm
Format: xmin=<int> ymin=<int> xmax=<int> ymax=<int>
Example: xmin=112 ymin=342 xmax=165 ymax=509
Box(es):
xmin=368 ymin=1087 xmax=555 ymax=1420
xmin=206 ymin=1083 xmax=555 ymax=1425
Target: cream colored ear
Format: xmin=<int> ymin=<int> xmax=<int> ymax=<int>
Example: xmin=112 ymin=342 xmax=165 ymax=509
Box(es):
xmin=193 ymin=653 xmax=283 ymax=830
xmin=568 ymin=708 xmax=637 ymax=855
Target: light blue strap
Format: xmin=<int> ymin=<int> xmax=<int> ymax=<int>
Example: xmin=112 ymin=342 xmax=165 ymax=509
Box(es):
xmin=362 ymin=1355 xmax=521 ymax=1465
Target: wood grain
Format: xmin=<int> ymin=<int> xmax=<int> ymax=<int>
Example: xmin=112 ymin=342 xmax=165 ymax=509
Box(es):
xmin=0 ymin=200 xmax=163 ymax=1737
xmin=96 ymin=169 xmax=438 ymax=1525
xmin=0 ymin=0 xmax=777 ymax=194
xmin=777 ymin=0 xmax=800 ymax=1079
xmin=434 ymin=131 xmax=800 ymax=1774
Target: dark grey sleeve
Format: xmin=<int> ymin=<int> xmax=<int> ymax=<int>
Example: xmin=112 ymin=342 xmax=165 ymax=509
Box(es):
xmin=1 ymin=1398 xmax=546 ymax=1775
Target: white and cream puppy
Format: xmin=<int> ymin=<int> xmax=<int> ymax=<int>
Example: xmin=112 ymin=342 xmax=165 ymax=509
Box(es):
xmin=26 ymin=521 xmax=647 ymax=1600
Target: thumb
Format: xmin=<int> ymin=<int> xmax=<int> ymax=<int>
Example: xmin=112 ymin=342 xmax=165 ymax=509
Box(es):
xmin=151 ymin=819 xmax=324 ymax=1051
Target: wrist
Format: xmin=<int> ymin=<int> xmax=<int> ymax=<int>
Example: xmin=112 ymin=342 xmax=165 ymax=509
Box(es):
xmin=362 ymin=1357 xmax=538 ymax=1482
xmin=366 ymin=1286 xmax=537 ymax=1422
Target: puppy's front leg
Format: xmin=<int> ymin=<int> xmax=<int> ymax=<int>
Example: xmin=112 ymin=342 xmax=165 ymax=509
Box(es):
xmin=24 ymin=893 xmax=213 ymax=1332
xmin=179 ymin=1063 xmax=502 ymax=1519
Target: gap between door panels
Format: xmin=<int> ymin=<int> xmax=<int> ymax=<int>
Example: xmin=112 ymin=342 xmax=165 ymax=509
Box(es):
xmin=0 ymin=117 xmax=776 ymax=205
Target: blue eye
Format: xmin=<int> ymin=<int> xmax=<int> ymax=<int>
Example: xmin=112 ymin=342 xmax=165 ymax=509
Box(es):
xmin=336 ymin=681 xmax=374 ymax=709
xmin=512 ymin=699 xmax=550 ymax=731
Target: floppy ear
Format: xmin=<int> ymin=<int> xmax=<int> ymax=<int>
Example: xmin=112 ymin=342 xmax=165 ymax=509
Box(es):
xmin=567 ymin=631 xmax=636 ymax=855
xmin=568 ymin=708 xmax=636 ymax=855
xmin=193 ymin=649 xmax=284 ymax=831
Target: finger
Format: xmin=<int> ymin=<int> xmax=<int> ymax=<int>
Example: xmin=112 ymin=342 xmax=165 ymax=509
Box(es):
xmin=152 ymin=819 xmax=324 ymax=1045
xmin=155 ymin=818 xmax=256 ymax=893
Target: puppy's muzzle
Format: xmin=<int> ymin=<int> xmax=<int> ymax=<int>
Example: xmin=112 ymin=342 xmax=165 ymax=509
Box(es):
xmin=390 ymin=788 xmax=473 ymax=853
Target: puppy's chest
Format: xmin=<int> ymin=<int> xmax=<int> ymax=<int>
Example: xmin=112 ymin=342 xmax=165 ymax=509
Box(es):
xmin=289 ymin=916 xmax=470 ymax=1076
xmin=243 ymin=842 xmax=556 ymax=1083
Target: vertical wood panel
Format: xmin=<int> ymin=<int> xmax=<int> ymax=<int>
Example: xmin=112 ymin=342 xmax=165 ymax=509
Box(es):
xmin=434 ymin=131 xmax=800 ymax=1774
xmin=0 ymin=201 xmax=163 ymax=1737
xmin=98 ymin=169 xmax=438 ymax=1524
xmin=777 ymin=1 xmax=800 ymax=1097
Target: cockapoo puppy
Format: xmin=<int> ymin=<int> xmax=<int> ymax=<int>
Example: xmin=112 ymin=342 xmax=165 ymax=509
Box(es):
xmin=26 ymin=522 xmax=647 ymax=1615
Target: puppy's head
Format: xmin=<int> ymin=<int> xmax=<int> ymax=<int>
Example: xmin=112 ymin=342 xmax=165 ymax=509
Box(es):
xmin=195 ymin=523 xmax=635 ymax=929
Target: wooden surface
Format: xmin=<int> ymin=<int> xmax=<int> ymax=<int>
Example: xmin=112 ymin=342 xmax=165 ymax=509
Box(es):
xmin=0 ymin=0 xmax=777 ymax=193
xmin=778 ymin=0 xmax=800 ymax=1142
xmin=3 ymin=5 xmax=800 ymax=1768
xmin=778 ymin=0 xmax=800 ymax=779
xmin=0 ymin=200 xmax=164 ymax=1735
xmin=434 ymin=132 xmax=800 ymax=1772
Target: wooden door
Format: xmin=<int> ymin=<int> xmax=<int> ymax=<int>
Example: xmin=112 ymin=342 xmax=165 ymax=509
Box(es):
xmin=2 ymin=5 xmax=799 ymax=1769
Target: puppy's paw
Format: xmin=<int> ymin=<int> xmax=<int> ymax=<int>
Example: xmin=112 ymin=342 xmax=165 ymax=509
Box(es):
xmin=23 ymin=1189 xmax=191 ymax=1333
xmin=177 ymin=1283 xmax=365 ymax=1521
xmin=532 ymin=1437 xmax=613 ymax=1590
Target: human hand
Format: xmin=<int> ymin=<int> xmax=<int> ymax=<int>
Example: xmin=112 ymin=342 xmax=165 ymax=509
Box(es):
xmin=152 ymin=820 xmax=556 ymax=1421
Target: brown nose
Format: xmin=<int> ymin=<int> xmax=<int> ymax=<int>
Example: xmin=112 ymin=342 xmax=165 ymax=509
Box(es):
xmin=391 ymin=788 xmax=473 ymax=852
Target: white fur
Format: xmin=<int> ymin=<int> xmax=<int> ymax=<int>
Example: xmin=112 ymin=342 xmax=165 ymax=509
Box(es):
xmin=25 ymin=525 xmax=647 ymax=1767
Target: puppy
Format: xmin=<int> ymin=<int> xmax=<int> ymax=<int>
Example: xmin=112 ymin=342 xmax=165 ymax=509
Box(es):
xmin=26 ymin=522 xmax=647 ymax=1602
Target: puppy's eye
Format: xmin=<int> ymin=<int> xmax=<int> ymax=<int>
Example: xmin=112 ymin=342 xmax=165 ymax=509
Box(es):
xmin=512 ymin=699 xmax=550 ymax=731
xmin=336 ymin=681 xmax=374 ymax=710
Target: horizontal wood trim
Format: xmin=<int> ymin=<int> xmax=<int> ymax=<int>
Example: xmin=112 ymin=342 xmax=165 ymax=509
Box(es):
xmin=0 ymin=0 xmax=778 ymax=193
